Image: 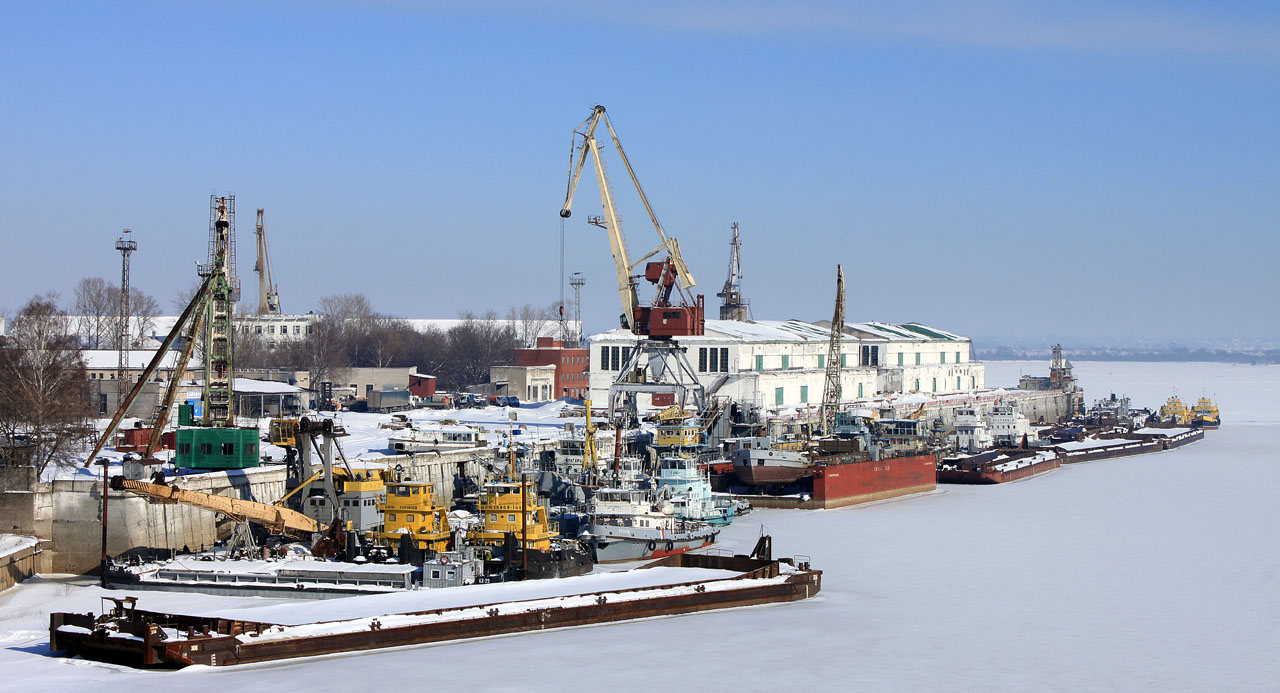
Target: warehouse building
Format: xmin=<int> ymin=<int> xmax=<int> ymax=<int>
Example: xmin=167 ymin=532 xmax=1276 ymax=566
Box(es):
xmin=587 ymin=319 xmax=984 ymax=412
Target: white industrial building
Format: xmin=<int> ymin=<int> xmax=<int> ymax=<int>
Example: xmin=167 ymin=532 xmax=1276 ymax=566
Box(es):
xmin=588 ymin=319 xmax=984 ymax=413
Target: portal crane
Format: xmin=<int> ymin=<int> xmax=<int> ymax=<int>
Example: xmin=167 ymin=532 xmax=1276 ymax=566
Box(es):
xmin=717 ymin=222 xmax=749 ymax=321
xmin=560 ymin=105 xmax=704 ymax=338
xmin=820 ymin=265 xmax=845 ymax=435
xmin=558 ymin=105 xmax=707 ymax=420
xmin=253 ymin=208 xmax=280 ymax=315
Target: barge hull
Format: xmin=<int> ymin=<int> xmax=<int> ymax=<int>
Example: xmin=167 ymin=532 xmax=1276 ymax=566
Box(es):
xmin=51 ymin=554 xmax=820 ymax=668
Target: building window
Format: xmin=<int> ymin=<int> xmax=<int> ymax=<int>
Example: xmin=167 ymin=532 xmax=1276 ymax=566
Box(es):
xmin=178 ymin=442 xmax=191 ymax=455
xmin=256 ymin=326 xmax=262 ymax=334
xmin=940 ymin=352 xmax=946 ymax=364
xmin=699 ymin=348 xmax=707 ymax=372
xmin=720 ymin=348 xmax=729 ymax=373
xmin=897 ymin=352 xmax=904 ymax=366
xmin=956 ymin=351 xmax=961 ymax=363
xmin=840 ymin=353 xmax=847 ymax=368
xmin=621 ymin=347 xmax=631 ymax=368
xmin=800 ymin=385 xmax=808 ymax=403
xmin=914 ymin=379 xmax=920 ymax=391
xmin=601 ymin=347 xmax=609 ymax=371
xmin=199 ymin=443 xmax=213 ymax=455
xmin=958 ymin=376 xmax=962 ymax=391
xmin=755 ymin=355 xmax=764 ymax=372
xmin=818 ymin=354 xmax=825 ymax=369
xmin=781 ymin=355 xmax=789 ymax=370
xmin=269 ymin=325 xmax=275 ymax=334
xmin=915 ymin=353 xmax=921 ymax=365
xmin=932 ymin=378 xmax=937 ymax=392
xmin=858 ymin=382 xmax=863 ymax=398
xmin=294 ymin=325 xmax=301 ymax=334
xmin=222 ymin=442 xmax=235 ymax=455
xmin=775 ymin=387 xmax=784 ymax=406
xmin=709 ymin=348 xmax=719 ymax=372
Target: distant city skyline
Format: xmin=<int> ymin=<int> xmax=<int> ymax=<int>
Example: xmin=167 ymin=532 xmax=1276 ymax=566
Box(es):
xmin=2 ymin=1 xmax=1276 ymax=344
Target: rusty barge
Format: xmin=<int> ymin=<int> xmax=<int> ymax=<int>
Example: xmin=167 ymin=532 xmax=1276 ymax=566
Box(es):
xmin=50 ymin=549 xmax=821 ymax=668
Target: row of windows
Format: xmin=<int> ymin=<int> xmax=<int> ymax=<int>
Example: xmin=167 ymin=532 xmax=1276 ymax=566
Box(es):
xmin=560 ymin=355 xmax=587 ymax=365
xmin=697 ymin=347 xmax=730 ymax=373
xmin=240 ymin=324 xmax=311 ymax=335
xmin=896 ymin=351 xmax=965 ymax=366
xmin=176 ymin=441 xmax=258 ymax=456
xmin=599 ymin=346 xmax=633 ymax=371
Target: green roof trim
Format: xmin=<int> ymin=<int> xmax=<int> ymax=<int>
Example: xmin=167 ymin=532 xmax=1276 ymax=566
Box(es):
xmin=898 ymin=323 xmax=958 ymax=341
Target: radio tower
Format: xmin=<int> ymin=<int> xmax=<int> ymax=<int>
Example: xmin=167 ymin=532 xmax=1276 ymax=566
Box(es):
xmin=115 ymin=229 xmax=137 ymax=407
xmin=569 ymin=272 xmax=586 ymax=347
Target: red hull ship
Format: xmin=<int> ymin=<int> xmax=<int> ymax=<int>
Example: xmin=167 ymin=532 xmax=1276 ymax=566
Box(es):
xmin=733 ymin=451 xmax=937 ymax=510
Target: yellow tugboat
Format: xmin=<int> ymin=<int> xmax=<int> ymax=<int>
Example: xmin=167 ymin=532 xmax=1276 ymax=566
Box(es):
xmin=373 ymin=481 xmax=452 ymax=552
xmin=467 ymin=478 xmax=593 ymax=579
xmin=1191 ymin=397 xmax=1221 ymax=429
xmin=1159 ymin=396 xmax=1193 ymax=425
xmin=468 ymin=479 xmax=557 ymax=551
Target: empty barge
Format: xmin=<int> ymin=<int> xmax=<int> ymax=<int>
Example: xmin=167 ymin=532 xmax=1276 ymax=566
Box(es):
xmin=50 ymin=549 xmax=821 ymax=668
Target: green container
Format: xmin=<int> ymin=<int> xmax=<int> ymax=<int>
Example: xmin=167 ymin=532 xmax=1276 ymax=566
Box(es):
xmin=174 ymin=427 xmax=261 ymax=470
xmin=178 ymin=403 xmax=194 ymax=426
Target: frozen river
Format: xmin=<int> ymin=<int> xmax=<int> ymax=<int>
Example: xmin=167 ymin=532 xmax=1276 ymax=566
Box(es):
xmin=2 ymin=361 xmax=1277 ymax=690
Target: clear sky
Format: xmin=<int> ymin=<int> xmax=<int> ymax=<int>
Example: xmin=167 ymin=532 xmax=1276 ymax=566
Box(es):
xmin=2 ymin=1 xmax=1277 ymax=348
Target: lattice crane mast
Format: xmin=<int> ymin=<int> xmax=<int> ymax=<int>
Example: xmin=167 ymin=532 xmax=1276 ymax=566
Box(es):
xmin=253 ymin=208 xmax=281 ymax=315
xmin=559 ymin=105 xmax=704 ymax=338
xmin=820 ymin=265 xmax=846 ymax=435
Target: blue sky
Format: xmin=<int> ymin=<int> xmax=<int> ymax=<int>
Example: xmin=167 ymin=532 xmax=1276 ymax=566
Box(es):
xmin=1 ymin=1 xmax=1277 ymax=347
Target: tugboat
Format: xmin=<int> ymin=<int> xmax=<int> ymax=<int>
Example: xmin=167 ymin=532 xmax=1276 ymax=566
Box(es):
xmin=580 ymin=487 xmax=719 ymax=563
xmin=728 ymin=436 xmax=809 ymax=485
xmin=1159 ymin=396 xmax=1193 ymax=425
xmin=466 ymin=479 xmax=593 ymax=579
xmin=654 ymin=454 xmax=735 ymax=525
xmin=1190 ymin=397 xmax=1221 ymax=429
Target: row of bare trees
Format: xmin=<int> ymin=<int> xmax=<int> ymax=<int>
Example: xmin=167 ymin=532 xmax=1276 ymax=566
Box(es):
xmin=0 ymin=296 xmax=92 ymax=476
xmin=71 ymin=276 xmax=161 ymax=349
xmin=233 ymin=295 xmax=562 ymax=391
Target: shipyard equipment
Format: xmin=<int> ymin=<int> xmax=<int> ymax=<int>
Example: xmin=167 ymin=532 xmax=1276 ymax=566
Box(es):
xmin=820 ymin=265 xmax=845 ymax=435
xmin=559 ymin=105 xmax=706 ymax=420
xmin=110 ymin=476 xmax=322 ymax=537
xmin=717 ymin=222 xmax=749 ymax=321
xmin=253 ymin=208 xmax=281 ymax=315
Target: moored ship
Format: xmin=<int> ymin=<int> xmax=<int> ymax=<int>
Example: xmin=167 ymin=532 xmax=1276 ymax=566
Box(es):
xmin=1190 ymin=397 xmax=1221 ymax=429
xmin=732 ymin=411 xmax=938 ymax=510
xmin=579 ymin=487 xmax=719 ymax=563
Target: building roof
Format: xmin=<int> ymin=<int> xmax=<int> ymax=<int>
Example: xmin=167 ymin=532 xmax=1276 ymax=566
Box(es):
xmin=190 ymin=378 xmax=302 ymax=395
xmin=590 ymin=319 xmax=968 ymax=344
xmin=81 ymin=349 xmax=201 ymax=370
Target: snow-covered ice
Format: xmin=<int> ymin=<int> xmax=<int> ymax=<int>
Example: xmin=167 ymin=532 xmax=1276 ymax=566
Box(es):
xmin=2 ymin=361 xmax=1277 ymax=690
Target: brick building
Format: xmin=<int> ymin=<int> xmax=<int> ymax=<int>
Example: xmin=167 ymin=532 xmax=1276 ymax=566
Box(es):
xmin=514 ymin=337 xmax=590 ymax=400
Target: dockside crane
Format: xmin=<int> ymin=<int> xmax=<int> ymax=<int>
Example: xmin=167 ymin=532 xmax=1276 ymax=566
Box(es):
xmin=253 ymin=208 xmax=281 ymax=315
xmin=559 ymin=105 xmax=707 ymax=421
xmin=560 ymin=105 xmax=705 ymax=338
xmin=820 ymin=265 xmax=845 ymax=435
xmin=717 ymin=222 xmax=750 ymax=321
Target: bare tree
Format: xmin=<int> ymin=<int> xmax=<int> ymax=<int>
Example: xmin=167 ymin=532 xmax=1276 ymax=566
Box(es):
xmin=442 ymin=310 xmax=518 ymax=388
xmin=72 ymin=277 xmax=115 ymax=349
xmin=507 ymin=303 xmax=559 ymax=348
xmin=172 ymin=278 xmax=204 ymax=313
xmin=128 ymin=289 xmax=161 ymax=348
xmin=0 ymin=295 xmax=92 ymax=476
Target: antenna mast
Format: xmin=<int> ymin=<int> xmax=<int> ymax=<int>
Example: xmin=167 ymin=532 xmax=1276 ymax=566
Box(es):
xmin=569 ymin=272 xmax=586 ymax=347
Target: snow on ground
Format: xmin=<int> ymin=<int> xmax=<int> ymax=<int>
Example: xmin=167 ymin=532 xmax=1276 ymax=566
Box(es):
xmin=3 ymin=361 xmax=1279 ymax=690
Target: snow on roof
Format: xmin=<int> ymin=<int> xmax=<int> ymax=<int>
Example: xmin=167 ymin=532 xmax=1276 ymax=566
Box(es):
xmin=81 ymin=349 xmax=201 ymax=370
xmin=590 ymin=319 xmax=968 ymax=344
xmin=191 ymin=378 xmax=301 ymax=394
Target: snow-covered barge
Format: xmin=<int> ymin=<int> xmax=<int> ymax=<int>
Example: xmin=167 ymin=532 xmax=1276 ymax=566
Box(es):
xmin=49 ymin=549 xmax=820 ymax=668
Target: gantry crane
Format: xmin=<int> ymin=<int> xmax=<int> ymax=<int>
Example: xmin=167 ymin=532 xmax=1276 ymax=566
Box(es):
xmin=559 ymin=105 xmax=706 ymax=422
xmin=253 ymin=208 xmax=281 ymax=315
xmin=820 ymin=265 xmax=845 ymax=435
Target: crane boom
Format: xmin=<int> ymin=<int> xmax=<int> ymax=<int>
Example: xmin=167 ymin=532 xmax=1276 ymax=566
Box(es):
xmin=111 ymin=476 xmax=322 ymax=537
xmin=254 ymin=208 xmax=280 ymax=315
xmin=559 ymin=105 xmax=704 ymax=338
